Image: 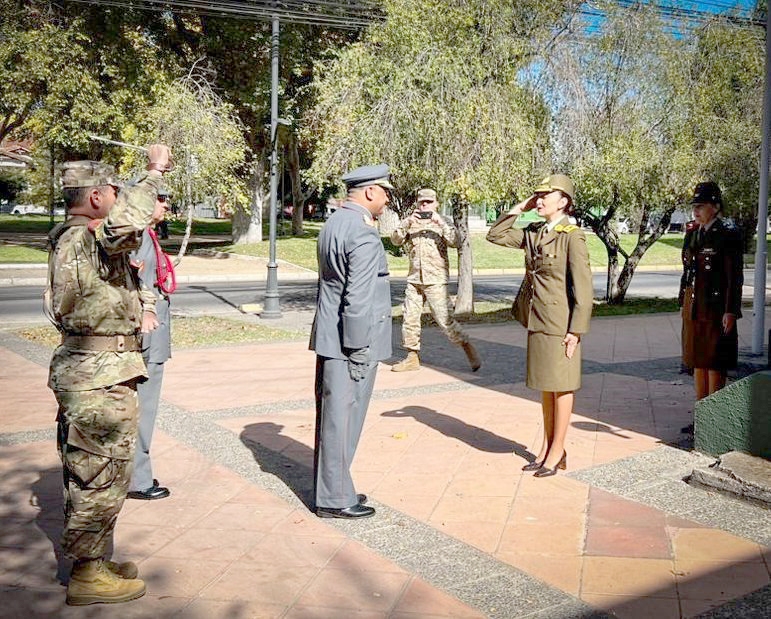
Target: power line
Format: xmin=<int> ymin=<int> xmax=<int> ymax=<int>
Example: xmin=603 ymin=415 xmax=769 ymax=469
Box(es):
xmin=64 ymin=0 xmax=384 ymax=28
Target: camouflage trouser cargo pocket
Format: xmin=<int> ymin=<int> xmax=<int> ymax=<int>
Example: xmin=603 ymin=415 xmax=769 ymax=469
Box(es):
xmin=55 ymin=382 xmax=138 ymax=560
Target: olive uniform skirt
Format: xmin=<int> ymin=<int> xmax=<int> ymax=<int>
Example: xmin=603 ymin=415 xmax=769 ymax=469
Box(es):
xmin=526 ymin=331 xmax=582 ymax=392
xmin=681 ymin=287 xmax=738 ymax=370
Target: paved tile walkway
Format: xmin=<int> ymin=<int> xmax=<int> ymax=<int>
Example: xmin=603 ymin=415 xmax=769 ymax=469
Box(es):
xmin=1 ymin=308 xmax=770 ymax=618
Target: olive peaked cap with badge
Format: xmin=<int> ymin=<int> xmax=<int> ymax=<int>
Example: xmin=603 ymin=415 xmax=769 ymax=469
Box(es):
xmin=535 ymin=173 xmax=575 ymax=203
xmin=60 ymin=161 xmax=122 ymax=189
xmin=342 ymin=164 xmax=395 ymax=190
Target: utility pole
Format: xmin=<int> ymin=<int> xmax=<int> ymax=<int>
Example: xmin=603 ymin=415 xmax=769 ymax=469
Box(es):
xmin=752 ymin=5 xmax=770 ymax=355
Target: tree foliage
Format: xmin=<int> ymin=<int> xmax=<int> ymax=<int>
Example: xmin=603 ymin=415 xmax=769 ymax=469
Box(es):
xmin=306 ymin=0 xmax=579 ymax=312
xmin=544 ymin=1 xmax=763 ymax=302
xmin=124 ymin=64 xmax=249 ymax=256
xmin=683 ymin=18 xmax=766 ymax=250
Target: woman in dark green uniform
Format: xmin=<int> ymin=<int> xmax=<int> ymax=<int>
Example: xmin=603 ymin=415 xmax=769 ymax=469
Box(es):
xmin=679 ymin=182 xmax=743 ymax=404
xmin=487 ymin=174 xmax=593 ymax=477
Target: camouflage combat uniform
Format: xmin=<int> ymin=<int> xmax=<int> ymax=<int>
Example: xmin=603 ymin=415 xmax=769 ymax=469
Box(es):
xmin=47 ymin=165 xmax=161 ymax=561
xmin=390 ymin=213 xmax=469 ymax=352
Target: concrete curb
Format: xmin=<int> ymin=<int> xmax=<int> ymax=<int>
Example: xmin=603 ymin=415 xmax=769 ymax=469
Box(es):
xmin=689 ymin=451 xmax=771 ymax=507
xmin=0 ymin=262 xmax=686 ymax=288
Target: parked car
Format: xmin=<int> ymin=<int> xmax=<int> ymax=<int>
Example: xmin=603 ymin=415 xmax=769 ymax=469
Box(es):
xmin=615 ymin=219 xmax=631 ymax=234
xmin=7 ymin=203 xmax=64 ymax=216
xmin=11 ymin=204 xmax=46 ymax=215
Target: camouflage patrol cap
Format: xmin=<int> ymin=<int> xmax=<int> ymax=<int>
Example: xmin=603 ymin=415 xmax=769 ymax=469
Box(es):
xmin=157 ymin=186 xmax=171 ymax=198
xmin=535 ymin=173 xmax=575 ymax=202
xmin=61 ymin=161 xmax=121 ymax=189
xmin=417 ymin=188 xmax=437 ymax=203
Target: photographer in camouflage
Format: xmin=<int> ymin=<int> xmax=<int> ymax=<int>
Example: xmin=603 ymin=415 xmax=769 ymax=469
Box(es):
xmin=46 ymin=144 xmax=171 ymax=606
xmin=390 ymin=188 xmax=481 ymax=372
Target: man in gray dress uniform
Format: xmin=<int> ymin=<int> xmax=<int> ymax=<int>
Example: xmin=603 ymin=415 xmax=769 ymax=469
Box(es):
xmin=309 ymin=164 xmax=394 ymax=519
xmin=127 ymin=188 xmax=173 ymax=500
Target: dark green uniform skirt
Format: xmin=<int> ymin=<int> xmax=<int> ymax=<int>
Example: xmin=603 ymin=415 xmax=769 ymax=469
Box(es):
xmin=526 ymin=331 xmax=582 ymax=392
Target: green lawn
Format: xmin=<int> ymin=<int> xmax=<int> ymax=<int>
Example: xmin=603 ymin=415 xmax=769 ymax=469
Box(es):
xmin=2 ymin=214 xmax=768 ymax=272
xmin=393 ymin=297 xmax=682 ymax=325
xmin=226 ymin=230 xmax=690 ymax=272
xmin=0 ymin=244 xmax=49 ymax=262
xmin=16 ymin=315 xmax=306 ymax=349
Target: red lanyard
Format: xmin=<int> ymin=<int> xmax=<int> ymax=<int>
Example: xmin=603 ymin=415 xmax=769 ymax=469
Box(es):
xmin=148 ymin=228 xmax=177 ymax=295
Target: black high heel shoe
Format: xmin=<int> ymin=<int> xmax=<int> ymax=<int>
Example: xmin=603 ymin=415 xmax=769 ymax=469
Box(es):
xmin=533 ymin=451 xmax=567 ymax=478
xmin=522 ymin=459 xmax=544 ymax=472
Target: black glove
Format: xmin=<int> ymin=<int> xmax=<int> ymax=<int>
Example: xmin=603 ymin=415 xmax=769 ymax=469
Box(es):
xmin=347 ymin=347 xmax=371 ymax=382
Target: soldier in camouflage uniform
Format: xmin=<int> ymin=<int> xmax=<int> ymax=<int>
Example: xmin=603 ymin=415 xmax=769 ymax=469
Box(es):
xmin=390 ymin=188 xmax=481 ymax=372
xmin=46 ymin=145 xmax=171 ymax=606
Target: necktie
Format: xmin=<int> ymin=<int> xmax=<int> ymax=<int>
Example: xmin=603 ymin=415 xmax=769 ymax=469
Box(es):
xmin=697 ymin=227 xmax=705 ymax=247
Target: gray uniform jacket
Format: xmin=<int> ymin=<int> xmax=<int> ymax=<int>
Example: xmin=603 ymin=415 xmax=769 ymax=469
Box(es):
xmin=133 ymin=229 xmax=171 ymax=363
xmin=309 ymin=200 xmax=392 ymax=361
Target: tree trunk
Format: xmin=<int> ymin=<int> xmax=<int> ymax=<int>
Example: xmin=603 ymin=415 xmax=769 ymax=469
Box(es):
xmin=605 ymin=202 xmax=675 ymax=304
xmin=286 ymin=132 xmax=314 ymax=237
xmin=451 ymin=196 xmax=474 ymax=316
xmin=175 ymin=157 xmax=194 ymax=264
xmin=606 ymin=247 xmax=620 ymax=302
xmin=232 ymin=160 xmax=265 ymax=245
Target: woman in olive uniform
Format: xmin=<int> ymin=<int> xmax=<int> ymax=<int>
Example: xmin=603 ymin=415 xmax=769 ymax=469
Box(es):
xmin=679 ymin=182 xmax=743 ymax=403
xmin=487 ymin=174 xmax=593 ymax=477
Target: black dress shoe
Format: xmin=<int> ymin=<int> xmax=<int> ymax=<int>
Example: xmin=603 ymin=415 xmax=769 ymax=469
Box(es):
xmin=127 ymin=481 xmax=170 ymax=500
xmin=316 ymin=504 xmax=375 ymax=519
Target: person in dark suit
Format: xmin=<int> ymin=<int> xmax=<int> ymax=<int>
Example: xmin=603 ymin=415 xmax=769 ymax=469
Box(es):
xmin=309 ymin=164 xmax=394 ymax=518
xmin=127 ymin=188 xmax=174 ymax=500
xmin=679 ymin=181 xmax=743 ymax=405
xmin=486 ymin=174 xmax=593 ymax=478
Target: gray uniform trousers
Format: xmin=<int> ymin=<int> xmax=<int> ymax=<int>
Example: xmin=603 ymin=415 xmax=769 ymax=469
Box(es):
xmin=314 ymin=357 xmax=378 ymax=508
xmin=130 ymin=360 xmax=164 ymax=491
xmin=129 ymin=228 xmax=171 ymax=492
xmin=309 ymin=200 xmax=392 ymax=510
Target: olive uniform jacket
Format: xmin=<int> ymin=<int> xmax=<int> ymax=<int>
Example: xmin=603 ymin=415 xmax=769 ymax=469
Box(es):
xmin=487 ymin=213 xmax=593 ymax=336
xmin=678 ymin=218 xmax=743 ymax=321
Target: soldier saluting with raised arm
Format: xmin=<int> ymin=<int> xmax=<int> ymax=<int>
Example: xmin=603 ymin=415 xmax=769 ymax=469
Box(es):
xmin=46 ymin=144 xmax=171 ymax=606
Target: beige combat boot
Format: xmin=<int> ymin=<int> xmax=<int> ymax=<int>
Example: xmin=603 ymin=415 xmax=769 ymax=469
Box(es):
xmin=66 ymin=558 xmax=146 ymax=606
xmin=104 ymin=559 xmax=138 ymax=579
xmin=392 ymin=351 xmax=420 ymax=372
xmin=462 ymin=342 xmax=481 ymax=372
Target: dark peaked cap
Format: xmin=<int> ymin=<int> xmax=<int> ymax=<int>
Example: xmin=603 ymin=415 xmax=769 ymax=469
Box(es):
xmin=342 ymin=164 xmax=395 ymax=190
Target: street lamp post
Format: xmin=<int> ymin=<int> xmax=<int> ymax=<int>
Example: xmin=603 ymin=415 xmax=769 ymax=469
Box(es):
xmin=261 ymin=14 xmax=282 ymax=318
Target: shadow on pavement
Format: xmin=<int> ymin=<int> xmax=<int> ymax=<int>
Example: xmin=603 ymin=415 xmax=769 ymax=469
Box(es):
xmin=239 ymin=422 xmax=315 ymax=510
xmin=30 ymin=467 xmax=70 ymax=586
xmin=381 ymin=405 xmax=531 ymax=459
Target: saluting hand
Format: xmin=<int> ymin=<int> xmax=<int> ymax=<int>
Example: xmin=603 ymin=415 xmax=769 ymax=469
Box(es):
xmin=563 ymin=333 xmax=580 ymax=359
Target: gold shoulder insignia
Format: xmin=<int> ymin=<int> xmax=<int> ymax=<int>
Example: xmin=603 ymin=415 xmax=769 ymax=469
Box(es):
xmin=560 ymin=224 xmax=578 ymax=233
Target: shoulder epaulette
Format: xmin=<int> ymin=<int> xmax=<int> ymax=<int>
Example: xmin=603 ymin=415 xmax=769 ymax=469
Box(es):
xmin=554 ymin=224 xmax=579 ymax=233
